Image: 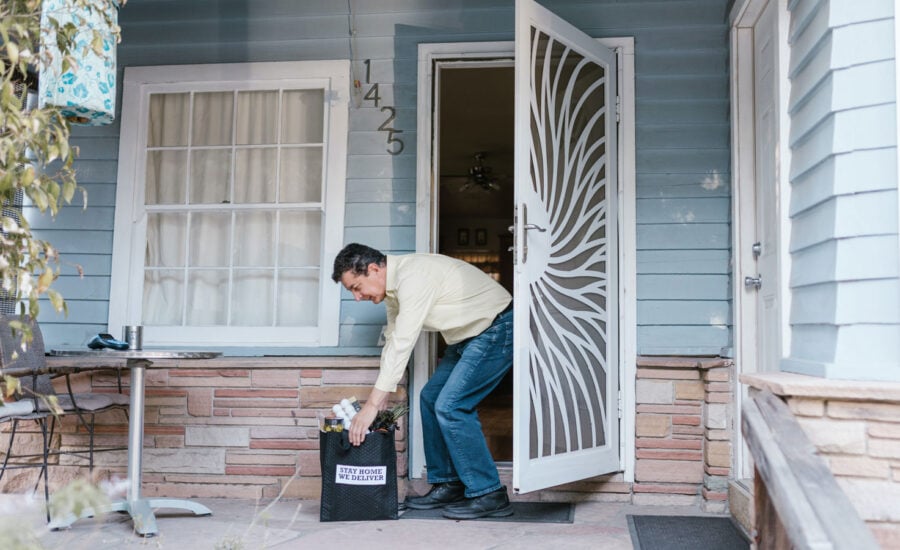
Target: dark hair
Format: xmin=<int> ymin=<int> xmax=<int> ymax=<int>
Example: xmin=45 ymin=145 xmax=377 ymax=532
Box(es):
xmin=331 ymin=243 xmax=386 ymax=282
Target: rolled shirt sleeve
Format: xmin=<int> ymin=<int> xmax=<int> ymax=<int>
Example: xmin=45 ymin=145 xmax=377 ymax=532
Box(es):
xmin=374 ymin=276 xmax=437 ymax=392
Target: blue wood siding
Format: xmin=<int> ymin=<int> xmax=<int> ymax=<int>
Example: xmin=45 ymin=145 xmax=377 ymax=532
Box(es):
xmin=783 ymin=0 xmax=900 ymax=381
xmin=33 ymin=0 xmax=733 ymax=356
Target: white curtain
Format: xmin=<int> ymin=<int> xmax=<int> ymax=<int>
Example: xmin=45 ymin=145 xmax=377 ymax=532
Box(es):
xmin=143 ymin=88 xmax=324 ymax=327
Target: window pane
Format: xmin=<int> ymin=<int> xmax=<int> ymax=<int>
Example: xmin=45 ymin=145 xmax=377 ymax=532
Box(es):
xmin=236 ymin=90 xmax=278 ymax=145
xmin=282 ymin=89 xmax=324 ymax=143
xmin=189 ymin=212 xmax=231 ymax=266
xmin=234 ymin=148 xmax=276 ymax=203
xmin=278 ymin=211 xmax=321 ymax=267
xmin=277 ymin=269 xmax=318 ymax=326
xmin=232 ymin=269 xmax=274 ymax=326
xmin=186 ymin=270 xmax=228 ymax=325
xmin=279 ymin=147 xmax=322 ymax=203
xmin=192 ymin=92 xmax=233 ymax=146
xmin=143 ymin=270 xmax=184 ymax=325
xmin=146 ymin=213 xmax=187 ymax=267
xmin=145 ymin=150 xmax=187 ymax=205
xmin=234 ymin=212 xmax=274 ymax=267
xmin=147 ymin=93 xmax=189 ymax=147
xmin=190 ymin=149 xmax=232 ymax=204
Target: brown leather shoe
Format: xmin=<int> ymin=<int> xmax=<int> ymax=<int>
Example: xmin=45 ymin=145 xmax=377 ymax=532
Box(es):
xmin=405 ymin=481 xmax=467 ymax=510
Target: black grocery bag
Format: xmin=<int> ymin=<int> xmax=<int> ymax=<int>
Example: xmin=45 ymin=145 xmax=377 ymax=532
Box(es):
xmin=319 ymin=429 xmax=398 ymax=521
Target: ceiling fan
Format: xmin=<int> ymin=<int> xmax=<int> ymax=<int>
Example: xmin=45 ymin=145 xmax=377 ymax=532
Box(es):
xmin=444 ymin=152 xmax=503 ymax=192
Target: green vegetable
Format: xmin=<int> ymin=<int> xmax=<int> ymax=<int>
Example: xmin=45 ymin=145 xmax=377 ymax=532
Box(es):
xmin=369 ymin=403 xmax=409 ymax=432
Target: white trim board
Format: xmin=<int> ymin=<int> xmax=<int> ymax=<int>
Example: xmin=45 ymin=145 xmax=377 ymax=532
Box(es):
xmin=413 ymin=38 xmax=637 ymax=483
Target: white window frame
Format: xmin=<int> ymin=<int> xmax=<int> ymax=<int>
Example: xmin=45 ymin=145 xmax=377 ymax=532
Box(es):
xmin=108 ymin=61 xmax=349 ymax=347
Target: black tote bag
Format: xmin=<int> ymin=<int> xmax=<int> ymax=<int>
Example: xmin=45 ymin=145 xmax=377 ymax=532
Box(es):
xmin=319 ymin=429 xmax=398 ymax=521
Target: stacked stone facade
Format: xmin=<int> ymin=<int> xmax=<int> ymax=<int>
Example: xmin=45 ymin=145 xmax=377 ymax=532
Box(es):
xmin=2 ymin=355 xmax=737 ymax=511
xmin=743 ymin=373 xmax=900 ymax=548
xmin=0 ymin=357 xmax=409 ymax=500
xmin=633 ymin=357 xmax=734 ymax=512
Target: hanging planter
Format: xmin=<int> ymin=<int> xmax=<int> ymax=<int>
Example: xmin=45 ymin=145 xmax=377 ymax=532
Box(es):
xmin=38 ymin=0 xmax=118 ymax=125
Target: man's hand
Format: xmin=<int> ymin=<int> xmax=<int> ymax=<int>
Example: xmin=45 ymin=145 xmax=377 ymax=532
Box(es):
xmin=349 ymin=404 xmax=378 ymax=446
xmin=348 ymin=387 xmax=390 ymax=446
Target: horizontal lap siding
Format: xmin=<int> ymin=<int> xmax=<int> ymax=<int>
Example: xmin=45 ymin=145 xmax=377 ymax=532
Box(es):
xmin=34 ymin=0 xmax=732 ymax=355
xmin=784 ymin=0 xmax=900 ymax=380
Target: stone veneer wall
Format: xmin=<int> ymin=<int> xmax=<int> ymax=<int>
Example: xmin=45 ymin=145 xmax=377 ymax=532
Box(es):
xmin=631 ymin=357 xmax=734 ymax=512
xmin=742 ymin=373 xmax=900 ymax=548
xmin=0 ymin=357 xmax=409 ymax=501
xmin=2 ymin=355 xmax=736 ymax=511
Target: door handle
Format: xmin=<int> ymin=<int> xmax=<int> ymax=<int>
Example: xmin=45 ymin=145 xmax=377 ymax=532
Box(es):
xmin=523 ymin=223 xmax=546 ymax=232
xmin=744 ymin=276 xmax=762 ymax=290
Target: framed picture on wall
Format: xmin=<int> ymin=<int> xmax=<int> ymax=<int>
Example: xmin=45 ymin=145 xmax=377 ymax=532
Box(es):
xmin=475 ymin=228 xmax=487 ymax=246
xmin=457 ymin=228 xmax=469 ymax=246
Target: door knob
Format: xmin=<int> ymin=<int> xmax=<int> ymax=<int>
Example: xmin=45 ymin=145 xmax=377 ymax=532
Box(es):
xmin=744 ymin=276 xmax=762 ymax=290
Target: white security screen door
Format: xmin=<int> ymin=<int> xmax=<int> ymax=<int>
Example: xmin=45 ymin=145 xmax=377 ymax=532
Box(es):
xmin=512 ymin=0 xmax=619 ymax=493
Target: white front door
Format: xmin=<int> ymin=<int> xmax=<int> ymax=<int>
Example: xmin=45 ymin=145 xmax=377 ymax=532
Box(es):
xmin=512 ymin=0 xmax=620 ymax=493
xmin=752 ymin=0 xmax=782 ymax=374
xmin=731 ymin=0 xmax=788 ymax=480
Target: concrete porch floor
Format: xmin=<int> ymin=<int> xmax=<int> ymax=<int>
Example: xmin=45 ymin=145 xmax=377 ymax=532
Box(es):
xmin=0 ymin=494 xmax=731 ymax=549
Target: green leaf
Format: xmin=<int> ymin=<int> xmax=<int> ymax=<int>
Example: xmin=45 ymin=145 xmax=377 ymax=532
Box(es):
xmin=91 ymin=31 xmax=104 ymax=56
xmin=5 ymin=42 xmax=18 ymax=65
xmin=37 ymin=269 xmax=54 ymax=293
xmin=2 ymin=375 xmax=20 ymax=399
xmin=47 ymin=289 xmax=65 ymax=313
xmin=30 ymin=187 xmax=48 ymax=210
xmin=63 ymin=179 xmax=76 ymax=203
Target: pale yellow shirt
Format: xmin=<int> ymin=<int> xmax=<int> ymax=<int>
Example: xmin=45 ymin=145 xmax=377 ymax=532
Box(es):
xmin=374 ymin=254 xmax=512 ymax=392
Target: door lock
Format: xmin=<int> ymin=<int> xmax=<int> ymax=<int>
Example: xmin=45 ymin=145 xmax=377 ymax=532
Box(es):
xmin=751 ymin=242 xmax=762 ymax=258
xmin=744 ymin=276 xmax=762 ymax=290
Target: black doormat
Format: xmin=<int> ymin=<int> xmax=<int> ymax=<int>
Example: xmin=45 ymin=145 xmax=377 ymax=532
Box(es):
xmin=628 ymin=515 xmax=750 ymax=550
xmin=400 ymin=502 xmax=574 ymax=523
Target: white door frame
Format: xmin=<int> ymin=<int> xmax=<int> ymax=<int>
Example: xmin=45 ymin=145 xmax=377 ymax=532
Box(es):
xmin=413 ymin=39 xmax=637 ymax=483
xmin=729 ymin=0 xmax=793 ymax=480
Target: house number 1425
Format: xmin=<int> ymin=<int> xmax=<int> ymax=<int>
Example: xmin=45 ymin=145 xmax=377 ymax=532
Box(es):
xmin=363 ymin=59 xmax=404 ymax=155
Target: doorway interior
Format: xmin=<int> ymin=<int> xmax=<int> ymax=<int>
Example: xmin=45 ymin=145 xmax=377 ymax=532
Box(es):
xmin=436 ymin=63 xmax=514 ymax=461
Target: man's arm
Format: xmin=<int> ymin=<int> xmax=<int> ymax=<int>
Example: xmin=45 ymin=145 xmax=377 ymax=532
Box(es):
xmin=348 ymin=387 xmax=389 ymax=446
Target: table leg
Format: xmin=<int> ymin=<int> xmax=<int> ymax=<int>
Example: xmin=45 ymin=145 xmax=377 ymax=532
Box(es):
xmin=126 ymin=358 xmax=147 ymax=503
xmin=49 ymin=358 xmax=212 ymax=536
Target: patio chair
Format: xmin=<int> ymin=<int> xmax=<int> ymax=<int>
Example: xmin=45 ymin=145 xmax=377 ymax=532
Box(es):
xmin=0 ymin=384 xmax=53 ymax=519
xmin=0 ymin=314 xmax=129 ymax=520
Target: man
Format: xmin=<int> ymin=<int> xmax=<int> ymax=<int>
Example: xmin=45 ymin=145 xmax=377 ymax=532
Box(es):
xmin=332 ymin=243 xmax=514 ymax=520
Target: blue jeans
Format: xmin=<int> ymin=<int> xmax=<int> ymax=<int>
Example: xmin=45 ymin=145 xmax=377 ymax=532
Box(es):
xmin=419 ymin=307 xmax=513 ymax=498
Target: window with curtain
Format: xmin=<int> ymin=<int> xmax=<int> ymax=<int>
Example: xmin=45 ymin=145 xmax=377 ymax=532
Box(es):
xmin=109 ymin=62 xmax=349 ymax=347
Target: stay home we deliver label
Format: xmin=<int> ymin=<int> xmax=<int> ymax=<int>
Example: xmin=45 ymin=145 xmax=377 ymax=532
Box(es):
xmin=335 ymin=464 xmax=387 ymax=485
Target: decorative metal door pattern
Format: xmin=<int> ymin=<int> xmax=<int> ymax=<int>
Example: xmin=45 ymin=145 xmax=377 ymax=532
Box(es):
xmin=513 ymin=0 xmax=619 ymax=493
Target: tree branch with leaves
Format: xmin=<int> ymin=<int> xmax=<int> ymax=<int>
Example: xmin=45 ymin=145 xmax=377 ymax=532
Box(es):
xmin=0 ymin=0 xmax=122 ymax=329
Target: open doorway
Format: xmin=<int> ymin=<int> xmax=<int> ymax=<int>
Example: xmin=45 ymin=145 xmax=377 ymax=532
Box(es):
xmin=436 ymin=63 xmax=514 ymax=461
xmin=414 ymin=37 xmax=637 ymax=486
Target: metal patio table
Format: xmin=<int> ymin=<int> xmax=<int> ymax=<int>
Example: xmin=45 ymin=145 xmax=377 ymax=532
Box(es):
xmin=45 ymin=349 xmax=222 ymax=537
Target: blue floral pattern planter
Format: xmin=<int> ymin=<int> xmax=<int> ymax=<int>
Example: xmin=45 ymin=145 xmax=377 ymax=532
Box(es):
xmin=39 ymin=0 xmax=117 ymax=126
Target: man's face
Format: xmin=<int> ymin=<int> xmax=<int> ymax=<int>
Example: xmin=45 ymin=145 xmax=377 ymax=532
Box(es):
xmin=340 ymin=263 xmax=387 ymax=304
